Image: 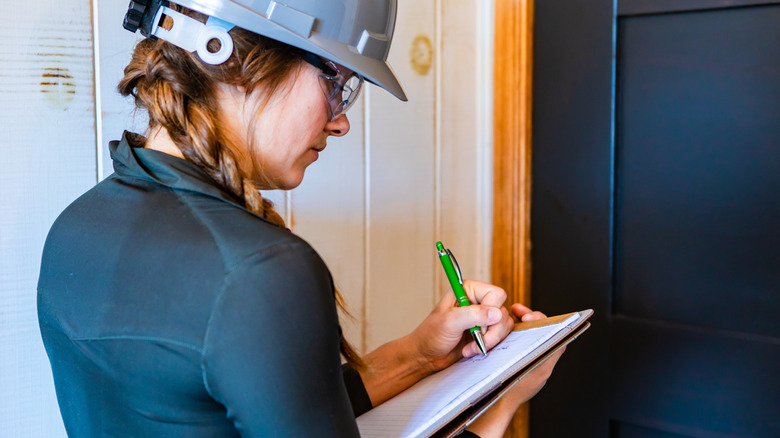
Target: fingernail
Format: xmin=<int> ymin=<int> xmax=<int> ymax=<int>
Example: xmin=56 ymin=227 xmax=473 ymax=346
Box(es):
xmin=488 ymin=308 xmax=501 ymax=322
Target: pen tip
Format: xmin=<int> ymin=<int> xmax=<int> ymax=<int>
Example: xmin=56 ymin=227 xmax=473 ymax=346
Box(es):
xmin=474 ymin=331 xmax=488 ymax=356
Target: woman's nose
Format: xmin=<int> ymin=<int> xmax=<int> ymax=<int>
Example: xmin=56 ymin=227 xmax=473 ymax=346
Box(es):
xmin=325 ymin=114 xmax=350 ymax=137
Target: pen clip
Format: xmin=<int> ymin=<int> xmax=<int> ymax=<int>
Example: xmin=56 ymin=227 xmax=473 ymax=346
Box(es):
xmin=446 ymin=249 xmax=464 ymax=285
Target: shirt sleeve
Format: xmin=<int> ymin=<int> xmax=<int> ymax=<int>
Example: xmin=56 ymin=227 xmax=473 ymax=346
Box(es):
xmin=341 ymin=363 xmax=373 ymax=417
xmin=201 ymin=242 xmax=359 ymax=437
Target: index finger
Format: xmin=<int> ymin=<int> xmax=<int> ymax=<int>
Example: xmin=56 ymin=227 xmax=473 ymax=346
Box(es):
xmin=462 ymin=280 xmax=507 ymax=308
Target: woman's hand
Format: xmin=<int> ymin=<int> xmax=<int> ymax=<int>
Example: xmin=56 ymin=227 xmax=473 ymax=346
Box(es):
xmin=409 ymin=280 xmax=515 ymax=373
xmin=464 ymin=306 xmax=565 ymax=438
xmin=360 ymin=280 xmax=515 ymax=405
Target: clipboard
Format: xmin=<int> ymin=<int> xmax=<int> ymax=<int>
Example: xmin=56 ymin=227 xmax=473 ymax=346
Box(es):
xmin=432 ymin=310 xmax=593 ymax=437
xmin=356 ymin=309 xmax=593 ymax=438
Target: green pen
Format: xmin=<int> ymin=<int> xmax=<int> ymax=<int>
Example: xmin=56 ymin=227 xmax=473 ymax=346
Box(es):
xmin=436 ymin=241 xmax=488 ymax=356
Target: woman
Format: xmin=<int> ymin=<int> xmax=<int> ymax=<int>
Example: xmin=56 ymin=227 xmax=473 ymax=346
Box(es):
xmin=38 ymin=1 xmax=562 ymax=436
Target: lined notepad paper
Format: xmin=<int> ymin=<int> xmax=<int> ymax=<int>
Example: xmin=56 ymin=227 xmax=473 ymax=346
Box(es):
xmin=356 ymin=313 xmax=580 ymax=437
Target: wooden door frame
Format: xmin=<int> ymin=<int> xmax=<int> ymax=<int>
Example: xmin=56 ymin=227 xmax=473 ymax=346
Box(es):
xmin=492 ymin=0 xmax=534 ymax=436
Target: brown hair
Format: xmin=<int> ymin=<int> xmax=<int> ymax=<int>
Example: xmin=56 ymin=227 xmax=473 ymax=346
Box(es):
xmin=118 ymin=7 xmax=363 ymax=368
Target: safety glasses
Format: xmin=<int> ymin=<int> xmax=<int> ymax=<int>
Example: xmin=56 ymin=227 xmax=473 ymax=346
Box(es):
xmin=302 ymin=52 xmax=364 ymax=121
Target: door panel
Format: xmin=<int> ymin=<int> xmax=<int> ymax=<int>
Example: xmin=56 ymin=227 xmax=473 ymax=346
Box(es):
xmin=615 ymin=5 xmax=780 ymax=338
xmin=530 ymin=1 xmax=780 ymax=437
xmin=611 ymin=316 xmax=780 ymax=438
xmin=529 ymin=0 xmax=615 ymax=436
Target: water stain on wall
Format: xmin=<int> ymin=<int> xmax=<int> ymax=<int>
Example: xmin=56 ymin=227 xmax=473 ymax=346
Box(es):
xmin=410 ymin=35 xmax=433 ymax=76
xmin=41 ymin=66 xmax=76 ymax=109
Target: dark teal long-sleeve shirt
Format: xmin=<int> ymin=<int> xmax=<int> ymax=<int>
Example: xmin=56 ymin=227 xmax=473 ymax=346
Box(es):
xmin=37 ymin=132 xmax=369 ymax=437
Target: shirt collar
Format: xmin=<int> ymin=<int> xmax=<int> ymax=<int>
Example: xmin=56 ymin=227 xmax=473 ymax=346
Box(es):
xmin=109 ymin=131 xmax=246 ymax=207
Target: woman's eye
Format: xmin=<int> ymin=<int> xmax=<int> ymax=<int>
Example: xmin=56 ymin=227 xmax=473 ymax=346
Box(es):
xmin=322 ymin=78 xmax=338 ymax=94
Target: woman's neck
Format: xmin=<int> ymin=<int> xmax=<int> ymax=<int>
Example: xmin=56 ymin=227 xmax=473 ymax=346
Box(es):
xmin=145 ymin=127 xmax=185 ymax=159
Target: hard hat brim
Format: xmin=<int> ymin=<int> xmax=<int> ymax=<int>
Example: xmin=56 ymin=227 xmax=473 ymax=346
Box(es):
xmin=307 ymin=36 xmax=408 ymax=102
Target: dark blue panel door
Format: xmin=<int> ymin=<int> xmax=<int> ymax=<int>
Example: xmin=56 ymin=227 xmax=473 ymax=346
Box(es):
xmin=530 ymin=2 xmax=780 ymax=437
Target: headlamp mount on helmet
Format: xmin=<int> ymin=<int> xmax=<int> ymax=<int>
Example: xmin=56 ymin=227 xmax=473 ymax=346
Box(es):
xmin=123 ymin=0 xmax=165 ymax=39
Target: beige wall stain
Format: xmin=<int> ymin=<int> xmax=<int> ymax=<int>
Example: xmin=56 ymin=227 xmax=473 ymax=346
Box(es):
xmin=41 ymin=66 xmax=76 ymax=109
xmin=410 ymin=34 xmax=433 ymax=75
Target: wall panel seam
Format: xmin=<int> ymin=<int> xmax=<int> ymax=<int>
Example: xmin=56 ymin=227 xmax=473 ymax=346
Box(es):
xmin=362 ymin=88 xmax=371 ymax=354
xmin=433 ymin=0 xmax=443 ymax=305
xmin=92 ymin=0 xmax=103 ymax=183
xmin=478 ymin=0 xmax=496 ymax=281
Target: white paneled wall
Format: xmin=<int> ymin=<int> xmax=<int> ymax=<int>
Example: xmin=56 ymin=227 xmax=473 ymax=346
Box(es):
xmin=364 ymin=0 xmax=439 ymax=349
xmin=0 ymin=3 xmax=95 ymax=436
xmin=0 ymin=0 xmax=494 ymax=434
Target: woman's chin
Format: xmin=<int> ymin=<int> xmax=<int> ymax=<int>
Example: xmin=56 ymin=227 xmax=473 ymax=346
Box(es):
xmin=276 ymin=174 xmax=305 ymax=191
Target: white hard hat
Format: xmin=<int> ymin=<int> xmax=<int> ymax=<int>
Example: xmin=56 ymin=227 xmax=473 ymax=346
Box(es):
xmin=123 ymin=0 xmax=407 ymax=101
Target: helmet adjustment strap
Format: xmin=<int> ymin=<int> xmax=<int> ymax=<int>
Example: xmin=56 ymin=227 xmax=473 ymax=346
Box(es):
xmin=123 ymin=0 xmax=235 ymax=65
